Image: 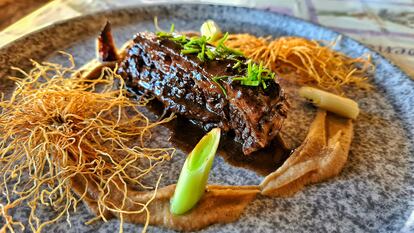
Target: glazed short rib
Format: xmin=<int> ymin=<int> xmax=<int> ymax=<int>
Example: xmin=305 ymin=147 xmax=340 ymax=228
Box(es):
xmin=114 ymin=32 xmax=288 ymax=155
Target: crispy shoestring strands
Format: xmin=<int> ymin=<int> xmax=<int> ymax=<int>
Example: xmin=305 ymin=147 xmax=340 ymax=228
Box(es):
xmin=224 ymin=34 xmax=374 ymax=91
xmin=0 ymin=53 xmax=175 ymax=233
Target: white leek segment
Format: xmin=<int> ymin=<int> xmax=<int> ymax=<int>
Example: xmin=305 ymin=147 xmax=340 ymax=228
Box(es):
xmin=170 ymin=128 xmax=221 ymax=215
xmin=200 ymin=20 xmax=222 ymax=42
xmin=299 ymin=86 xmax=360 ymax=119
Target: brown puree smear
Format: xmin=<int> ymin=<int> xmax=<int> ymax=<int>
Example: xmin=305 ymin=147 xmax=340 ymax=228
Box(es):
xmin=71 ymin=29 xmax=356 ymax=230
xmin=71 ymin=176 xmax=259 ymax=232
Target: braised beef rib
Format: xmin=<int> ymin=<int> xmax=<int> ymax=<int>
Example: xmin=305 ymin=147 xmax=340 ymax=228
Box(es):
xmin=116 ymin=32 xmax=288 ymax=155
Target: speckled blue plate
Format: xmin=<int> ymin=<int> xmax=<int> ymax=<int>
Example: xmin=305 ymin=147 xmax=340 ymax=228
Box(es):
xmin=0 ymin=4 xmax=413 ymax=233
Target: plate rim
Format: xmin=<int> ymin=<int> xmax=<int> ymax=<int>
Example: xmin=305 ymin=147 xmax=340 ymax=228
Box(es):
xmin=1 ymin=3 xmax=412 ymax=141
xmin=0 ymin=3 xmax=413 ymax=232
xmin=1 ymin=2 xmax=412 ymax=83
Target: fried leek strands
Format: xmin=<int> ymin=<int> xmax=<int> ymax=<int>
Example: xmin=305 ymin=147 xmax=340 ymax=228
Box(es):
xmin=224 ymin=34 xmax=374 ymax=91
xmin=0 ymin=53 xmax=175 ymax=233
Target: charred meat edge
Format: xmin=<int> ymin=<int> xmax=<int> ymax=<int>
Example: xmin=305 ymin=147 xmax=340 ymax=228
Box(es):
xmin=98 ymin=22 xmax=289 ymax=155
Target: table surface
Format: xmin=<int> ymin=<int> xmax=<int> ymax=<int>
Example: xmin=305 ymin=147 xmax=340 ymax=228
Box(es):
xmin=1 ymin=0 xmax=414 ymax=78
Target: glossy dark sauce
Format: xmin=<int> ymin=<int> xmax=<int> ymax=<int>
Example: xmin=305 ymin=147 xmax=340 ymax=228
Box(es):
xmin=82 ymin=58 xmax=291 ymax=177
xmin=145 ymin=99 xmax=291 ymax=177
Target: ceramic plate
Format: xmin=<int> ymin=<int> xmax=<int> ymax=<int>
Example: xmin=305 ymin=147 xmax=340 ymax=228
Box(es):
xmin=0 ymin=4 xmax=413 ymax=233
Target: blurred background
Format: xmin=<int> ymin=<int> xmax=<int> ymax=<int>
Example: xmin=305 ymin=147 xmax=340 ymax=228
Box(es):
xmin=1 ymin=0 xmax=414 ymax=77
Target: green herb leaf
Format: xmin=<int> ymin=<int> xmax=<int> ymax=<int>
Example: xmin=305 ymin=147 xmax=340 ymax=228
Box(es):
xmin=232 ymin=60 xmax=242 ymax=70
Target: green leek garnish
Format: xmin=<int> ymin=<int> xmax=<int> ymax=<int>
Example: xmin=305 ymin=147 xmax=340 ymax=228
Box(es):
xmin=170 ymin=128 xmax=221 ymax=215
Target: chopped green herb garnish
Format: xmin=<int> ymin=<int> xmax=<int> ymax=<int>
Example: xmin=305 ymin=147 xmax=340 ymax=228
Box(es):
xmin=154 ymin=23 xmax=274 ymax=96
xmin=212 ymin=76 xmax=229 ymax=97
xmin=213 ymin=60 xmax=275 ymax=96
xmin=214 ymin=33 xmax=244 ymax=59
xmin=239 ymin=61 xmax=275 ymax=87
xmin=206 ymin=49 xmax=215 ymax=60
xmin=155 ymin=23 xmax=189 ymax=44
xmin=181 ymin=35 xmax=210 ymax=62
xmin=155 ymin=24 xmax=243 ymax=62
xmin=181 ymin=48 xmax=200 ymax=54
xmin=155 ymin=22 xmax=175 ymax=38
xmin=232 ymin=60 xmax=242 ymax=70
xmin=178 ymin=33 xmax=243 ymax=62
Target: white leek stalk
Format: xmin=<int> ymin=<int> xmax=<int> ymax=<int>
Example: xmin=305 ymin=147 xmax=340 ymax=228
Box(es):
xmin=200 ymin=20 xmax=222 ymax=42
xmin=299 ymin=86 xmax=359 ymax=119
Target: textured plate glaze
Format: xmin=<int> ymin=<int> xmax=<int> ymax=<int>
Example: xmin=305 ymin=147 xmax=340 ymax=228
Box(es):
xmin=0 ymin=4 xmax=413 ymax=233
